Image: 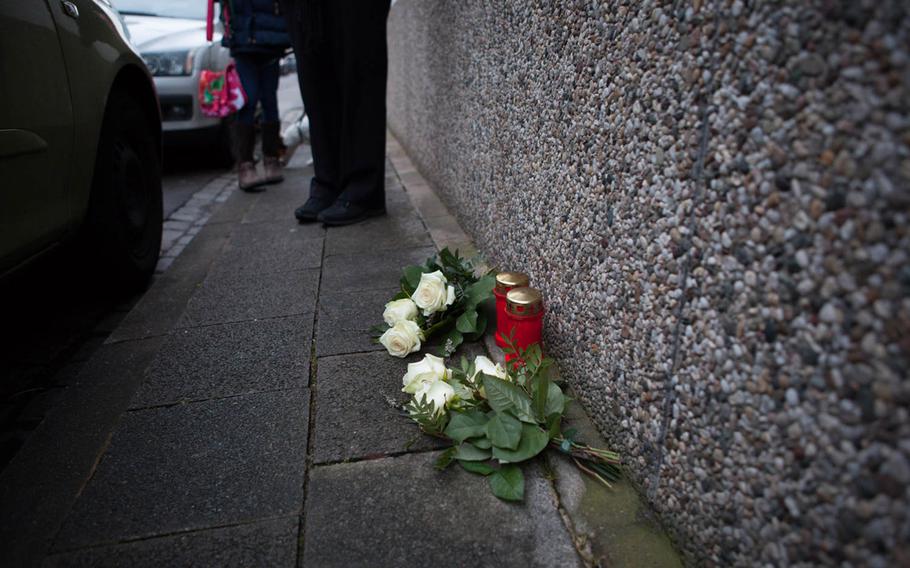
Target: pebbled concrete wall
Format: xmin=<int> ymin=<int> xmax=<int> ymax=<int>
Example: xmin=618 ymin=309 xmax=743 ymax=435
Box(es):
xmin=387 ymin=1 xmax=910 ymax=566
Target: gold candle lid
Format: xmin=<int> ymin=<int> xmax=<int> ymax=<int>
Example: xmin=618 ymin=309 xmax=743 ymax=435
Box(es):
xmin=506 ymin=287 xmax=543 ymax=316
xmin=495 ymin=271 xmax=530 ymax=294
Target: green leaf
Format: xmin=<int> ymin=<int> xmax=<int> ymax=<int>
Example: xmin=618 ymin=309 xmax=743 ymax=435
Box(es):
xmin=471 ymin=436 xmax=492 ymax=449
xmin=454 ymin=443 xmax=492 ymax=461
xmin=533 ymin=370 xmax=550 ymax=421
xmin=459 ymin=460 xmax=496 ymax=476
xmin=489 ymin=464 xmax=524 ymax=501
xmin=403 ymin=265 xmax=425 ymax=290
xmin=492 ymin=423 xmax=549 ymax=463
xmin=391 ymin=290 xmax=410 ymax=301
xmin=456 ymin=309 xmax=479 ymax=333
xmin=463 ymin=310 xmax=488 ymax=341
xmin=485 ymin=412 xmax=522 ymax=450
xmin=434 ymin=327 xmax=463 ymax=357
xmin=483 ymin=375 xmax=535 ymax=423
xmin=444 ymin=410 xmax=488 ymax=443
xmin=545 ymin=382 xmax=566 ymax=417
xmin=547 ymin=413 xmax=562 ymax=439
xmin=464 ymin=275 xmax=495 ymax=308
xmin=434 ymin=447 xmax=457 ymax=470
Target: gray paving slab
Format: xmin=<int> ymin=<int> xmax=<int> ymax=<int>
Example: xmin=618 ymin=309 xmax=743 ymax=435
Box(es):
xmin=53 ymin=389 xmax=309 ymax=552
xmin=303 ymin=452 xmax=582 ymax=568
xmin=108 ymin=223 xmax=231 ymax=343
xmin=313 ymin=351 xmax=446 ymax=463
xmin=209 ymin=236 xmax=324 ymax=279
xmin=0 ymin=337 xmax=164 ymax=567
xmin=230 ymin=217 xmax=325 ymax=247
xmin=44 ymin=517 xmax=298 ymax=568
xmin=316 ymin=287 xmax=398 ymax=357
xmin=324 ymin=212 xmax=431 ymax=257
xmin=131 ymin=315 xmax=313 ymax=408
xmin=242 ymin=185 xmax=310 ymax=225
xmin=320 ymin=246 xmax=436 ymax=294
xmin=205 ymin=185 xmax=253 ymax=225
xmin=178 ymin=268 xmax=320 ymax=328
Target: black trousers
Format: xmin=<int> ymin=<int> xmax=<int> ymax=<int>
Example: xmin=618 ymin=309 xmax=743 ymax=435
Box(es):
xmin=281 ymin=0 xmax=391 ymax=208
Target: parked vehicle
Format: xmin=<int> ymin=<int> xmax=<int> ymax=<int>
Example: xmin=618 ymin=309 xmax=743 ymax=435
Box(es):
xmin=115 ymin=0 xmax=233 ymax=163
xmin=0 ymin=0 xmax=163 ymax=290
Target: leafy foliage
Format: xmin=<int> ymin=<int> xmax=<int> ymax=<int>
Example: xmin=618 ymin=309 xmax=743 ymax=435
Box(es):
xmin=402 ymin=293 xmax=621 ymax=502
xmin=379 ymin=247 xmax=494 ymax=357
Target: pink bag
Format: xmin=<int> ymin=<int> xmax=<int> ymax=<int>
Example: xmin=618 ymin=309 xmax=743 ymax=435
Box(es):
xmin=199 ymin=63 xmax=246 ymax=117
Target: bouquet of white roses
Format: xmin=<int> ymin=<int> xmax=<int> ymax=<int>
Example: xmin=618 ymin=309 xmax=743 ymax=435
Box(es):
xmin=400 ymin=337 xmax=621 ymax=501
xmin=373 ymin=248 xmax=495 ymax=358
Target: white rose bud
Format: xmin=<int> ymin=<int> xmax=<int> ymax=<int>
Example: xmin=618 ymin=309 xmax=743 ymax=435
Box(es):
xmin=415 ymin=380 xmax=455 ymax=417
xmin=379 ymin=320 xmax=423 ymax=358
xmin=402 ymin=353 xmax=447 ymax=394
xmin=383 ymin=298 xmax=419 ymax=326
xmin=411 ymin=270 xmax=456 ymax=316
xmin=471 ymin=355 xmax=507 ymax=383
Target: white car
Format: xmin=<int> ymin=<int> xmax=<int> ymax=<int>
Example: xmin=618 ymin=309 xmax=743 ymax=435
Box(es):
xmin=115 ymin=0 xmax=233 ymax=163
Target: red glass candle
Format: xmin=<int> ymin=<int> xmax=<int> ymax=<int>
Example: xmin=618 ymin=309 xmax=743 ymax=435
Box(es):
xmin=494 ymin=272 xmax=529 ymax=348
xmin=505 ymin=287 xmax=544 ymax=365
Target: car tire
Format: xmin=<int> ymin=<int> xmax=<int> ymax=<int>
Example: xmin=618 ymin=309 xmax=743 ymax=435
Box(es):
xmin=83 ymin=90 xmax=163 ymax=292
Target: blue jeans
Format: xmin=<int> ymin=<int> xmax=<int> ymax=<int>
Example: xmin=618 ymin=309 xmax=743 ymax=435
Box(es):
xmin=233 ymin=53 xmax=280 ymax=125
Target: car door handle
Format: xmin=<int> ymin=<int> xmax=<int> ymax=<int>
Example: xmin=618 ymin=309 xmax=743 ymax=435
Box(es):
xmin=61 ymin=1 xmax=79 ymax=18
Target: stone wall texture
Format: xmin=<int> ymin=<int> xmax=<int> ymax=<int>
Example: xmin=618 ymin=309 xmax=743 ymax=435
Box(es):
xmin=386 ymin=1 xmax=909 ymax=565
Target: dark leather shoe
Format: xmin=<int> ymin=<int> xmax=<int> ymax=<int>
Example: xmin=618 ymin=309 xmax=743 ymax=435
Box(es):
xmin=317 ymin=200 xmax=386 ymax=226
xmin=294 ymin=196 xmax=333 ymax=223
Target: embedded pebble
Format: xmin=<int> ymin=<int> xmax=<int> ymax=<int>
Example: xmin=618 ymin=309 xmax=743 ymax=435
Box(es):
xmin=388 ymin=1 xmax=910 ymax=565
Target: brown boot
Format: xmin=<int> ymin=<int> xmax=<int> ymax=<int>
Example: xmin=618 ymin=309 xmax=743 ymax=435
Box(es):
xmin=263 ymin=156 xmax=284 ymax=184
xmin=261 ymin=122 xmax=284 ymax=184
xmin=238 ymin=161 xmax=264 ymax=192
xmin=234 ymin=122 xmax=264 ymax=191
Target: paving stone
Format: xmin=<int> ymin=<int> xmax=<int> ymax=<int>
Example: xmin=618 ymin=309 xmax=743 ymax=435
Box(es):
xmin=241 ymin=181 xmax=311 ymax=224
xmin=209 ymin=235 xmax=324 ymax=278
xmin=131 ymin=315 xmax=313 ymax=408
xmin=325 ymin=212 xmax=431 ymax=257
xmin=303 ymin=452 xmax=581 ymax=567
xmin=230 ymin=217 xmax=325 ymax=247
xmin=53 ymin=389 xmax=308 ymax=551
xmin=44 ymin=517 xmax=298 ymax=568
xmin=321 ymin=246 xmax=436 ymax=294
xmin=317 ymin=288 xmax=397 ymax=357
xmin=179 ymin=269 xmax=320 ymax=328
xmin=313 ymin=351 xmax=445 ymax=463
xmin=109 ymin=224 xmax=232 ymax=343
xmin=0 ymin=337 xmax=164 ymax=566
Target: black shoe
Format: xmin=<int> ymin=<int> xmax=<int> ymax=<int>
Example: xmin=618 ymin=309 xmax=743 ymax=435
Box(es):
xmin=295 ymin=196 xmax=334 ymax=223
xmin=317 ymin=200 xmax=386 ymax=226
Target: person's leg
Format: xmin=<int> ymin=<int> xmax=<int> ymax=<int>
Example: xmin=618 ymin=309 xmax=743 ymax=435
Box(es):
xmin=281 ymin=0 xmax=343 ymax=220
xmin=259 ymin=55 xmax=284 ymax=183
xmin=232 ymin=54 xmax=264 ymax=191
xmin=316 ymin=0 xmax=390 ymax=225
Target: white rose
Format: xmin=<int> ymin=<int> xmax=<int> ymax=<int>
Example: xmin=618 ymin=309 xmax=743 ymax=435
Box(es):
xmin=383 ymin=298 xmax=418 ymax=326
xmin=402 ymin=353 xmax=447 ymax=394
xmin=471 ymin=355 xmax=507 ymax=384
xmin=411 ymin=270 xmax=456 ymax=316
xmin=415 ymin=380 xmax=455 ymax=416
xmin=379 ymin=320 xmax=423 ymax=358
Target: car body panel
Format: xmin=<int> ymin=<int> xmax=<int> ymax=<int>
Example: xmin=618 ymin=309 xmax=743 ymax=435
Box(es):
xmin=0 ymin=0 xmax=75 ymax=266
xmin=46 ymin=0 xmax=158 ymax=225
xmin=0 ymin=0 xmax=160 ymax=276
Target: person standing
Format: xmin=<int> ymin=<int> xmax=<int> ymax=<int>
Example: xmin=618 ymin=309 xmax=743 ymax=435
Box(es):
xmin=222 ymin=0 xmax=291 ymax=191
xmin=281 ymin=0 xmax=391 ymax=225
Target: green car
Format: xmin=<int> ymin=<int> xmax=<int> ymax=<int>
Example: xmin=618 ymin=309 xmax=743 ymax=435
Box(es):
xmin=0 ymin=0 xmax=163 ymax=289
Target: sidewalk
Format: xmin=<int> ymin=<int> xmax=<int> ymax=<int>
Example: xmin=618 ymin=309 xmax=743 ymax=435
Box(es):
xmin=0 ymin=137 xmax=679 ymax=567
